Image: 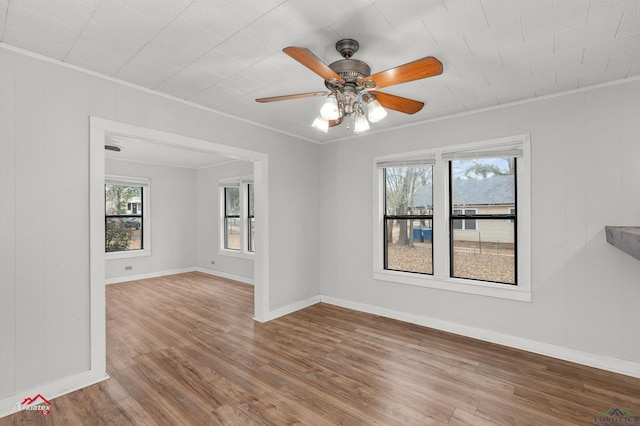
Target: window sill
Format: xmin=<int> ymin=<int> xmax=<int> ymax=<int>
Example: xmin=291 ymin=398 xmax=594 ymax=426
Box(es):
xmin=218 ymin=249 xmax=255 ymax=260
xmin=105 ymin=249 xmax=151 ymax=260
xmin=373 ymin=270 xmax=531 ymax=302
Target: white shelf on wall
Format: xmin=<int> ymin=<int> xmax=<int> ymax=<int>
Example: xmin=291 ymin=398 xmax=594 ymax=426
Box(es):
xmin=605 ymin=226 xmax=640 ymax=261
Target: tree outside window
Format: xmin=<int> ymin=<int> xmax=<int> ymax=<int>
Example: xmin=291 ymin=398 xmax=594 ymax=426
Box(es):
xmin=384 ymin=165 xmax=433 ymax=274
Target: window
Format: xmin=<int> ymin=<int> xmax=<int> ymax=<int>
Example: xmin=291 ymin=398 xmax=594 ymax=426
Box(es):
xmin=220 ymin=178 xmax=255 ymax=257
xmin=374 ymin=135 xmax=531 ymax=301
xmin=452 ymin=209 xmax=477 ymax=230
xmin=248 ymin=183 xmax=255 ymax=252
xmin=105 ymin=175 xmax=150 ymax=258
xmin=383 ymin=164 xmax=433 ymax=274
xmin=450 ymin=158 xmax=516 ymax=285
xmin=223 ymin=186 xmax=240 ymax=250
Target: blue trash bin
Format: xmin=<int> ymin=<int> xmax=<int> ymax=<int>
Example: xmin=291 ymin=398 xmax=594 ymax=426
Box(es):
xmin=412 ymin=228 xmax=423 ymax=242
xmin=422 ymin=228 xmax=432 ymax=241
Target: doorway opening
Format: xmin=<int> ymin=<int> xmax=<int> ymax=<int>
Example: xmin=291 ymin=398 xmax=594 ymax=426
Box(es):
xmin=89 ymin=117 xmax=269 ymax=379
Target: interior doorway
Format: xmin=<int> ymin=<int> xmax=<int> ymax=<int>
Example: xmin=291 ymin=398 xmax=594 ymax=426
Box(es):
xmin=89 ymin=117 xmax=269 ymax=380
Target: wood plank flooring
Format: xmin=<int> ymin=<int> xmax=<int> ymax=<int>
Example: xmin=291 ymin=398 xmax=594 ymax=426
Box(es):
xmin=4 ymin=271 xmax=640 ymax=425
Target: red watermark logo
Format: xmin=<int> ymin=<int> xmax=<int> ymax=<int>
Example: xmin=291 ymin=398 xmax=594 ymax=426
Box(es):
xmin=20 ymin=393 xmax=51 ymax=415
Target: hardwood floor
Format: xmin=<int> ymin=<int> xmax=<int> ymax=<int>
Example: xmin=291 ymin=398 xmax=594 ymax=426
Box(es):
xmin=4 ymin=271 xmax=640 ymax=425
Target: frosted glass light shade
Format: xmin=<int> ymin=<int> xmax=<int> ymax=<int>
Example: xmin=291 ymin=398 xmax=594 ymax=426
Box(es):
xmin=354 ymin=114 xmax=370 ymax=133
xmin=367 ymin=99 xmax=387 ymax=122
xmin=320 ymin=95 xmax=340 ymax=120
xmin=311 ymin=115 xmax=329 ymax=132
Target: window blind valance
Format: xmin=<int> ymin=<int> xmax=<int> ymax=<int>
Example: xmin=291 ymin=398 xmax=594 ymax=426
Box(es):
xmin=376 ymin=155 xmax=436 ymax=169
xmin=218 ymin=175 xmax=253 ymax=187
xmin=105 ymin=175 xmax=149 ymax=186
xmin=441 ymin=144 xmax=523 ymax=160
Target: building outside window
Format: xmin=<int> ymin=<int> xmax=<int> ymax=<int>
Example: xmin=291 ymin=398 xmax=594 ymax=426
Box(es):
xmin=452 ymin=209 xmax=477 ymax=230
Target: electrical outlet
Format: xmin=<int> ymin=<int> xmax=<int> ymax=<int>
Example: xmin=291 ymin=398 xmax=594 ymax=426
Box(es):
xmin=124 ymin=266 xmax=133 ymax=271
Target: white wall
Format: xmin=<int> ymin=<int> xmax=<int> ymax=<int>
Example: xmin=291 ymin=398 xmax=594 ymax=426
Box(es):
xmin=105 ymin=159 xmax=197 ymax=280
xmin=0 ymin=46 xmax=321 ymax=407
xmin=319 ymin=79 xmax=640 ymax=366
xmin=196 ymin=160 xmax=254 ymax=281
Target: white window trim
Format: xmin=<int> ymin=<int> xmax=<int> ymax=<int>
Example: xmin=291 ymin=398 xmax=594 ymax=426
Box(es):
xmin=372 ymin=134 xmax=531 ymax=302
xmin=105 ymin=175 xmax=151 ymax=260
xmin=219 ymin=177 xmax=255 ymax=259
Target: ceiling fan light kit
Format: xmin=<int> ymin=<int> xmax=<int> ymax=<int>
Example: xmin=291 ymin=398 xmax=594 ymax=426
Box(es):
xmin=354 ymin=107 xmax=371 ymax=133
xmin=256 ymin=38 xmax=443 ymax=134
xmin=320 ymin=94 xmax=340 ymax=120
xmin=311 ymin=115 xmax=329 ymax=133
xmin=367 ymin=98 xmax=387 ymax=123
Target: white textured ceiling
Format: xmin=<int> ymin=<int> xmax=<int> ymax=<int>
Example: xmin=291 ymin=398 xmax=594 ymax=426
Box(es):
xmin=105 ymin=133 xmax=235 ymax=168
xmin=2 ymin=0 xmax=640 ymax=144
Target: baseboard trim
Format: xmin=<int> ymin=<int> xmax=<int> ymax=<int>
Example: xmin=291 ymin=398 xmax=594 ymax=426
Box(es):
xmin=105 ymin=267 xmax=197 ymax=284
xmin=105 ymin=267 xmax=255 ymax=286
xmin=194 ymin=267 xmax=254 ymax=285
xmin=320 ymin=296 xmax=640 ymax=379
xmin=258 ymin=295 xmax=322 ymax=323
xmin=0 ymin=369 xmax=108 ymax=419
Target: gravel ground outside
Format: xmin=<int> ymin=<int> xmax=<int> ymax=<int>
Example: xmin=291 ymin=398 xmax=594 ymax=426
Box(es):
xmin=387 ymin=241 xmax=515 ymax=284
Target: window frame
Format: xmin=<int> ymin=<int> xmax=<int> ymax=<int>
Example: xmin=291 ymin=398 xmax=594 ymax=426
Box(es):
xmin=373 ymin=135 xmax=531 ymax=302
xmin=247 ymin=183 xmax=255 ymax=253
xmin=219 ymin=177 xmax=255 ymax=259
xmin=223 ymin=186 xmax=241 ymax=251
xmin=382 ymin=166 xmax=434 ymax=275
xmin=449 ymin=160 xmax=517 ymax=285
xmin=105 ymin=175 xmax=151 ymax=260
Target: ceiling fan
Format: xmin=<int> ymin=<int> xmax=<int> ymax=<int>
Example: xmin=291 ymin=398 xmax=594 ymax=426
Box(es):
xmin=255 ymin=39 xmax=443 ymax=133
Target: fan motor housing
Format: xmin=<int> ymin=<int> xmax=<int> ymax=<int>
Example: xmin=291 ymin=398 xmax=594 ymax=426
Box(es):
xmin=325 ymin=59 xmax=371 ymax=89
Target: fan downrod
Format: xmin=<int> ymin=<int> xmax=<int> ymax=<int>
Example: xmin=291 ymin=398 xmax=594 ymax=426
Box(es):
xmin=335 ymin=39 xmax=359 ymax=59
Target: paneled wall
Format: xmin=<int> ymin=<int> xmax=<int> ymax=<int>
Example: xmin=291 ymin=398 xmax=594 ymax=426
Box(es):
xmin=0 ymin=46 xmax=321 ymax=405
xmin=319 ymin=80 xmax=640 ymax=365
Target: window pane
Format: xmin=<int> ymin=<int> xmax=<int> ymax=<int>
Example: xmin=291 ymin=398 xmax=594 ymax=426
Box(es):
xmin=385 ymin=218 xmax=433 ymax=274
xmin=385 ymin=166 xmax=433 ymax=215
xmin=225 ymin=187 xmax=240 ymax=216
xmin=465 ymin=210 xmax=477 ymax=230
xmin=225 ymin=218 xmax=240 ymax=250
xmin=451 ymin=219 xmax=515 ymax=284
xmin=248 ymin=183 xmax=255 ymax=217
xmin=452 ymin=209 xmax=463 ymax=229
xmin=105 ymin=184 xmax=142 ymax=215
xmin=248 ymin=217 xmax=255 ymax=252
xmin=105 ymin=184 xmax=143 ymax=253
xmin=451 ymin=158 xmax=514 ymax=208
xmin=106 ymin=218 xmax=142 ymax=252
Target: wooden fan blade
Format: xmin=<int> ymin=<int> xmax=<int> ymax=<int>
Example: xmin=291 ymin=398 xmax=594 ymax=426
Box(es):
xmin=374 ymin=91 xmax=424 ymax=114
xmin=367 ymin=56 xmax=442 ymax=89
xmin=256 ymin=91 xmax=329 ymax=103
xmin=283 ymin=47 xmax=345 ymax=83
